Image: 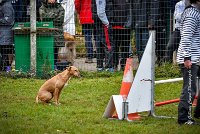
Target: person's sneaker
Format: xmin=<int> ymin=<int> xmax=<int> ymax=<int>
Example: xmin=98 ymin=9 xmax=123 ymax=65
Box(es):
xmin=105 ymin=68 xmax=114 ymax=72
xmin=178 ymin=120 xmax=200 ymax=125
xmin=85 ymin=58 xmax=93 ymax=63
xmin=97 ymin=68 xmax=104 ymax=72
xmin=129 ymin=53 xmax=134 ymax=58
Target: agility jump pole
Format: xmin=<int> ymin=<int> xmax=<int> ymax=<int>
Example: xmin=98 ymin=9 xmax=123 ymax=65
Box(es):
xmin=155 ymin=96 xmax=199 ymax=107
xmin=154 ymin=78 xmax=183 ymax=107
xmin=155 ymin=78 xmax=183 ymax=84
xmin=154 ymin=77 xmax=199 ymax=107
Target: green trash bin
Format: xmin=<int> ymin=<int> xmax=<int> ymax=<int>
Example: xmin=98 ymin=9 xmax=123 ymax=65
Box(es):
xmin=14 ymin=22 xmax=55 ymax=76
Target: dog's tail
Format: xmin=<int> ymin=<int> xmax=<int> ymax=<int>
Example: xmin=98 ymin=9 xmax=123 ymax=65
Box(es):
xmin=35 ymin=95 xmax=39 ymax=103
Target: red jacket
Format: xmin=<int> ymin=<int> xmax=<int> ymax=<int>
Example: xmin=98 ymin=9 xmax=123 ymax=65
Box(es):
xmin=75 ymin=0 xmax=94 ymax=24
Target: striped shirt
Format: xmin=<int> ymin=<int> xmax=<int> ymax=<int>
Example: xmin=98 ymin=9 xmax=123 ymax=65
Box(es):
xmin=177 ymin=6 xmax=200 ymax=64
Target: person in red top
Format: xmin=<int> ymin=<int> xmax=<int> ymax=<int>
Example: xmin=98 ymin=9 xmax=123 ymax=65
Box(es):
xmin=75 ymin=0 xmax=95 ymax=63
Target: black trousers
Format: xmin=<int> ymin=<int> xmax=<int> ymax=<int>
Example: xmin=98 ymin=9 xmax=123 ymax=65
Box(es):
xmin=178 ymin=64 xmax=200 ymax=122
xmin=113 ymin=29 xmax=131 ymax=69
xmin=165 ymin=29 xmax=180 ymax=62
xmin=93 ymin=21 xmax=115 ymax=69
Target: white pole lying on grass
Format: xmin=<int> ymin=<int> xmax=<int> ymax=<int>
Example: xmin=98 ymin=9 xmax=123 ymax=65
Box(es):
xmin=155 ymin=78 xmax=183 ymax=84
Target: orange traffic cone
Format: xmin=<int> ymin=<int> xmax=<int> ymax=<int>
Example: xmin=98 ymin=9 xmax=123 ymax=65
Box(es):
xmin=121 ymin=58 xmax=141 ymax=120
xmin=112 ymin=58 xmax=141 ymax=120
xmin=120 ymin=58 xmax=134 ymax=96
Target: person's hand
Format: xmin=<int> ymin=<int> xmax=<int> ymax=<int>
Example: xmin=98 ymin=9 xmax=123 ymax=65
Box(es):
xmin=148 ymin=24 xmax=154 ymax=30
xmin=48 ymin=0 xmax=56 ymax=4
xmin=103 ymin=24 xmax=109 ymax=29
xmin=184 ymin=60 xmax=192 ymax=69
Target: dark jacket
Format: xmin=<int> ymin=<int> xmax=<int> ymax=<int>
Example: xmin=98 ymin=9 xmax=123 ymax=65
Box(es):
xmin=12 ymin=0 xmax=23 ymax=22
xmin=12 ymin=0 xmax=41 ymax=22
xmin=0 ymin=0 xmax=14 ymax=45
xmin=112 ymin=0 xmax=132 ymax=28
xmin=132 ymin=0 xmax=159 ymax=28
xmin=39 ymin=0 xmax=64 ymax=27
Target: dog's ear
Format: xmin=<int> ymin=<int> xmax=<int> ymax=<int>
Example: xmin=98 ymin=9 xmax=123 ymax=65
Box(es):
xmin=66 ymin=66 xmax=72 ymax=71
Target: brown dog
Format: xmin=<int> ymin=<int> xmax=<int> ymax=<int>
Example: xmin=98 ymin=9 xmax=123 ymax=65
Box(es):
xmin=36 ymin=66 xmax=80 ymax=105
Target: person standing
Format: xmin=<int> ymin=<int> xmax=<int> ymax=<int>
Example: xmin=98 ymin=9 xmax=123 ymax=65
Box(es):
xmin=62 ymin=0 xmax=75 ymax=41
xmin=165 ymin=0 xmax=190 ymax=62
xmin=39 ymin=0 xmax=65 ymax=66
xmin=75 ymin=0 xmax=95 ymax=63
xmin=132 ymin=0 xmax=158 ymax=62
xmin=92 ymin=0 xmax=115 ymax=72
xmin=112 ymin=0 xmax=132 ymax=71
xmin=0 ymin=0 xmax=15 ymax=71
xmin=176 ymin=0 xmax=200 ymax=125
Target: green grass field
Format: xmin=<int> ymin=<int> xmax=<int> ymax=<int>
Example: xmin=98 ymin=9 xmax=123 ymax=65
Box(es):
xmin=0 ymin=71 xmax=200 ymax=134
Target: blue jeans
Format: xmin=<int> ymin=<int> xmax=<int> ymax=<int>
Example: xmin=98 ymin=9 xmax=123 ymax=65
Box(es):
xmin=82 ymin=24 xmax=94 ymax=59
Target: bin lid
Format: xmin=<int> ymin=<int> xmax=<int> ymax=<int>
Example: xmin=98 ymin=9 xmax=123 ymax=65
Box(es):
xmin=13 ymin=21 xmax=54 ymax=28
xmin=13 ymin=22 xmax=59 ymax=34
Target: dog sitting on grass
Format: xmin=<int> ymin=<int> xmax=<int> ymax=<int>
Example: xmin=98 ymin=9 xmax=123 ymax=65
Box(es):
xmin=36 ymin=66 xmax=80 ymax=105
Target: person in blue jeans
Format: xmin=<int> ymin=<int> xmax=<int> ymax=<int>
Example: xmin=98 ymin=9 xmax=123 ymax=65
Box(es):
xmin=75 ymin=0 xmax=95 ymax=63
xmin=82 ymin=24 xmax=94 ymax=63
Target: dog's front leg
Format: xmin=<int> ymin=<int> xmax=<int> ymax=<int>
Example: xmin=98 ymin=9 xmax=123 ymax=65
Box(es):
xmin=54 ymin=88 xmax=60 ymax=105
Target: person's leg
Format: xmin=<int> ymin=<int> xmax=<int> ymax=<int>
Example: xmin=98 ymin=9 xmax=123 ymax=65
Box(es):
xmin=165 ymin=30 xmax=181 ymax=62
xmin=166 ymin=32 xmax=176 ymax=62
xmin=135 ymin=28 xmax=149 ymax=62
xmin=194 ymin=65 xmax=200 ymax=118
xmin=156 ymin=27 xmax=167 ymax=63
xmin=113 ymin=29 xmax=120 ymax=70
xmin=178 ymin=64 xmax=198 ymax=123
xmin=194 ymin=89 xmax=200 ymax=118
xmin=120 ymin=29 xmax=131 ymax=70
xmin=82 ymin=24 xmax=93 ymax=62
xmin=1 ymin=45 xmax=13 ymax=70
xmin=7 ymin=44 xmax=14 ymax=66
xmin=102 ymin=25 xmax=115 ymax=71
xmin=135 ymin=28 xmax=141 ymax=61
xmin=94 ymin=22 xmax=104 ymax=70
xmin=92 ymin=29 xmax=97 ymax=58
xmin=54 ymin=26 xmax=67 ymax=70
xmin=54 ymin=27 xmax=65 ymax=64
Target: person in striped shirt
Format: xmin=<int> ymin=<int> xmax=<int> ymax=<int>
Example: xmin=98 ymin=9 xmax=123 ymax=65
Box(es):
xmin=177 ymin=0 xmax=200 ymax=125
